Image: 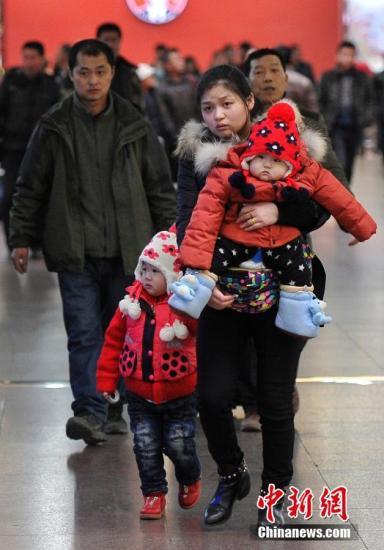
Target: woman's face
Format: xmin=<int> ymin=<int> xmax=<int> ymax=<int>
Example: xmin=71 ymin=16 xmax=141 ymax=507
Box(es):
xmin=200 ymin=84 xmax=254 ymax=140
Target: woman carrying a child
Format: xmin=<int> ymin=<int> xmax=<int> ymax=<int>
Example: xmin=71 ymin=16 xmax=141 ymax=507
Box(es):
xmin=175 ymin=64 xmax=375 ymax=526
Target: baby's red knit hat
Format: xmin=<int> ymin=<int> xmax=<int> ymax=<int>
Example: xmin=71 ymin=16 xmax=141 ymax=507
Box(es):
xmin=240 ymin=101 xmax=302 ymax=177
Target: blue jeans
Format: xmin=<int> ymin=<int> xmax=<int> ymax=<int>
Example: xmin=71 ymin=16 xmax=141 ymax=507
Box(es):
xmin=127 ymin=392 xmax=201 ymax=495
xmin=58 ymin=258 xmax=133 ymax=421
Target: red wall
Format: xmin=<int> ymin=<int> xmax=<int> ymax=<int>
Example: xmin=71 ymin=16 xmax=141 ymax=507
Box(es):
xmin=3 ymin=0 xmax=343 ymax=78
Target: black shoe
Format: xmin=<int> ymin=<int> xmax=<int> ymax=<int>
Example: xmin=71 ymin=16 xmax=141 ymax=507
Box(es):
xmin=204 ymin=460 xmax=251 ymax=525
xmin=104 ymin=401 xmax=128 ymax=435
xmin=66 ymin=414 xmax=107 ymax=445
xmin=257 ymin=487 xmax=287 ymax=527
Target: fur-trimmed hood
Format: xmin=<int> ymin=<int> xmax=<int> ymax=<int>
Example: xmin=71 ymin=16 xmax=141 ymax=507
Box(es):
xmin=175 ymin=100 xmax=327 ymax=176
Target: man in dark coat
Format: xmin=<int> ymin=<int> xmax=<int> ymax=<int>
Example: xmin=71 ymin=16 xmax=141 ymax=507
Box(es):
xmin=9 ymin=39 xmax=176 ymax=446
xmin=96 ymin=22 xmax=143 ymax=111
xmin=318 ymin=41 xmax=374 ymax=182
xmin=0 ymin=41 xmax=60 ymax=248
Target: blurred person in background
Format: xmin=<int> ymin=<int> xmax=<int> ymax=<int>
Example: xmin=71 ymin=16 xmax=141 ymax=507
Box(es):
xmin=210 ymin=49 xmax=229 ymax=67
xmin=239 ymin=41 xmax=254 ymax=67
xmin=290 ymin=44 xmax=316 ymax=84
xmin=96 ymin=22 xmax=143 ymax=111
xmin=277 ymin=45 xmax=318 ymax=112
xmin=0 ymin=41 xmax=59 ymax=251
xmin=136 ymin=62 xmax=176 ymax=166
xmin=158 ymin=48 xmax=199 ymax=180
xmin=318 ymin=40 xmax=374 ymax=183
xmin=54 ymin=43 xmax=73 ymax=97
xmin=374 ymin=68 xmax=384 ymax=161
xmin=153 ymin=43 xmax=168 ymax=81
xmin=185 ymin=56 xmax=201 ymax=81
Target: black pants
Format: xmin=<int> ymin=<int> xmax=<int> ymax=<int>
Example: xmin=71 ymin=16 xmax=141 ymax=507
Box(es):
xmin=197 ymin=305 xmax=305 ymax=489
xmin=330 ymin=125 xmax=361 ymax=183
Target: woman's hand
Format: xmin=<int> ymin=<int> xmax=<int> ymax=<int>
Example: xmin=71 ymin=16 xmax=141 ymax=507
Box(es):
xmin=237 ymin=202 xmax=279 ymax=231
xmin=208 ymin=286 xmax=236 ymax=310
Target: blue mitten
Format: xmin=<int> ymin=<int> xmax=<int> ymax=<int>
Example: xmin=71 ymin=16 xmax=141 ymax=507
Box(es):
xmin=169 ymin=270 xmax=217 ymax=319
xmin=275 ymin=290 xmax=332 ymax=338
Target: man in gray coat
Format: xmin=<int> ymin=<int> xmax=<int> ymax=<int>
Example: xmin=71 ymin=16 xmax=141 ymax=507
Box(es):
xmin=9 ymin=39 xmax=176 ymax=445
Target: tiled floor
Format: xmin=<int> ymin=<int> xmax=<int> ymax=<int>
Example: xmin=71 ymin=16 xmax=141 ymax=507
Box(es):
xmin=0 ymin=153 xmax=383 ymax=550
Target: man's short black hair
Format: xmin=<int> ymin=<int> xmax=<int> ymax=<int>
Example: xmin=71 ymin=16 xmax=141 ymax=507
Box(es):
xmin=22 ymin=41 xmax=45 ymax=56
xmin=242 ymin=48 xmax=286 ymax=77
xmin=96 ymin=22 xmax=122 ymax=38
xmin=337 ymin=40 xmax=356 ymax=51
xmin=69 ymin=39 xmax=115 ymax=71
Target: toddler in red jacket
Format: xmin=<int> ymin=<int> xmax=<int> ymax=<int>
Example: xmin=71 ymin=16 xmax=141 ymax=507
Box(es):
xmin=170 ymin=101 xmax=376 ymax=337
xmin=97 ymin=231 xmax=201 ymax=519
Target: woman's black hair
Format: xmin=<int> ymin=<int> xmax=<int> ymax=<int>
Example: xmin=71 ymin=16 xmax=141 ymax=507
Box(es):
xmin=196 ymin=64 xmax=253 ymax=105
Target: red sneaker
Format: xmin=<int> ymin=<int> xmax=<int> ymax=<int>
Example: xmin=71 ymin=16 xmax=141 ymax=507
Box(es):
xmin=140 ymin=493 xmax=166 ymax=519
xmin=178 ymin=479 xmax=201 ymax=509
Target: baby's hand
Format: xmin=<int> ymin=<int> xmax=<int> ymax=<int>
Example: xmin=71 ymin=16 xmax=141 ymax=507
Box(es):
xmin=348 ymin=238 xmax=359 ymax=246
xmin=102 ymin=390 xmax=120 ymax=404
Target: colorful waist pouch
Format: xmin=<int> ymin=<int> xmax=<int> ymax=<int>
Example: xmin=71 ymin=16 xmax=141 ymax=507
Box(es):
xmin=217 ymin=268 xmax=279 ymax=314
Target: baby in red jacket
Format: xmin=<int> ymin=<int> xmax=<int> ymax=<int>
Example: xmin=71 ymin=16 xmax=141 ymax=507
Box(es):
xmin=170 ymin=101 xmax=376 ymax=337
xmin=97 ymin=231 xmax=200 ymax=520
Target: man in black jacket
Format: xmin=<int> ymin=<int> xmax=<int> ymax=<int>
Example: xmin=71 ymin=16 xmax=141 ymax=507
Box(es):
xmin=9 ymin=39 xmax=176 ymax=446
xmin=96 ymin=22 xmax=143 ymax=111
xmin=319 ymin=41 xmax=374 ymax=182
xmin=0 ymin=41 xmax=60 ymax=249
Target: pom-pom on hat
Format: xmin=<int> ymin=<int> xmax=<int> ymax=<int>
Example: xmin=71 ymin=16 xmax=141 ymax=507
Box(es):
xmin=134 ymin=231 xmax=181 ymax=292
xmin=240 ymin=101 xmax=302 ymax=177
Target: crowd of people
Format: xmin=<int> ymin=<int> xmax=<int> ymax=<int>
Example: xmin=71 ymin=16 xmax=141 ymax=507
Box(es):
xmin=0 ymin=23 xmax=379 ymax=527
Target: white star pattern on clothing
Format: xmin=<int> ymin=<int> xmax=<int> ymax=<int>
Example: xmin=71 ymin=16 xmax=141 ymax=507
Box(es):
xmin=244 ymin=249 xmax=249 ymax=254
xmin=266 ymin=250 xmax=273 ymax=256
xmin=298 ymin=264 xmax=305 ymax=271
xmin=274 ymin=254 xmax=280 ymax=260
xmin=286 ymin=244 xmax=292 ymax=250
xmin=289 ymin=280 xmax=296 ymax=286
xmin=287 ymin=260 xmax=292 ymax=266
xmin=231 ymin=249 xmax=237 ymax=256
xmin=219 ymin=248 xmax=224 ymax=254
xmin=222 ymin=260 xmax=228 ymax=266
xmin=277 ymin=270 xmax=282 ymax=275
